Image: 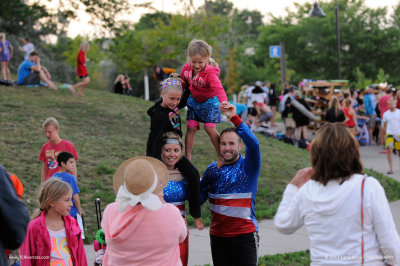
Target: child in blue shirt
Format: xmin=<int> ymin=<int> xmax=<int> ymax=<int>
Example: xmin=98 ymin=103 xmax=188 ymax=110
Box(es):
xmin=51 ymin=151 xmax=82 ymax=219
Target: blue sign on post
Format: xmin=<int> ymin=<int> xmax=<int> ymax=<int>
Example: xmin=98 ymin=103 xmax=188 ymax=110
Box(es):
xmin=269 ymin=45 xmax=281 ymax=58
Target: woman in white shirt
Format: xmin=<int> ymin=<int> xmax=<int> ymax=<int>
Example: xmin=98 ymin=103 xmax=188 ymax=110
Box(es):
xmin=274 ymin=123 xmax=400 ymax=265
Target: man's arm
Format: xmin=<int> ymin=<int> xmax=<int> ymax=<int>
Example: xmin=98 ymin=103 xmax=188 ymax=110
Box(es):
xmin=221 ymin=102 xmax=261 ymax=178
xmin=30 ymin=57 xmax=41 ymax=72
xmin=41 ymin=163 xmax=46 ymax=183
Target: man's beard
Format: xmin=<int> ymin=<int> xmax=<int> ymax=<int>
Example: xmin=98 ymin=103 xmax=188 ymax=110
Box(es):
xmin=222 ymin=151 xmax=239 ymax=163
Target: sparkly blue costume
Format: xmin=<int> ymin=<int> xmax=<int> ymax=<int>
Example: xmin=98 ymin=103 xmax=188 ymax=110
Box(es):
xmin=200 ymin=119 xmax=261 ymax=237
xmin=164 ymin=178 xmax=188 ymax=216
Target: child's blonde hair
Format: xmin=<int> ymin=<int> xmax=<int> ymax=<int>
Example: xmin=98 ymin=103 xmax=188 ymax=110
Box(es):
xmin=80 ymin=41 xmax=90 ymax=51
xmin=42 ymin=117 xmax=59 ymax=129
xmin=32 ymin=178 xmax=72 ymax=219
xmin=160 ymin=73 xmax=184 ymax=94
xmin=187 ymin=39 xmax=218 ymax=67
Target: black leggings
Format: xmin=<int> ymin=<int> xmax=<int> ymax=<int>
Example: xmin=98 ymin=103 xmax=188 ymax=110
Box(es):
xmin=210 ymin=232 xmax=259 ymax=266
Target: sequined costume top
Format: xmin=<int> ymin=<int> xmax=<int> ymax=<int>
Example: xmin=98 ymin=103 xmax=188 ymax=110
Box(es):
xmin=164 ymin=169 xmax=188 ymax=217
xmin=200 ymin=116 xmax=261 ymax=237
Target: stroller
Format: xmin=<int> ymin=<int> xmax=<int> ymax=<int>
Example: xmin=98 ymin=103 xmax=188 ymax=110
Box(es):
xmin=356 ymin=117 xmax=369 ymax=145
xmin=94 ymin=198 xmax=106 ymax=265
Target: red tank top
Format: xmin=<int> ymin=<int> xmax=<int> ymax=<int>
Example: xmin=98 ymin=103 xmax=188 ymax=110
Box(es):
xmin=342 ymin=107 xmax=355 ymax=127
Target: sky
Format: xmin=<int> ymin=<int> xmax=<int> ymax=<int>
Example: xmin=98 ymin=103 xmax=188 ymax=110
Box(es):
xmin=67 ymin=0 xmax=399 ymax=37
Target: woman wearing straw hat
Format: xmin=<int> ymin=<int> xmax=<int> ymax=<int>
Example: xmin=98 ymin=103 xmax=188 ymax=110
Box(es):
xmin=161 ymin=132 xmax=204 ymax=266
xmin=101 ymin=157 xmax=187 ymax=265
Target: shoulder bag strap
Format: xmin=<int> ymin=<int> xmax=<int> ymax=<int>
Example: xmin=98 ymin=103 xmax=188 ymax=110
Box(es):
xmin=361 ymin=176 xmax=366 ymax=265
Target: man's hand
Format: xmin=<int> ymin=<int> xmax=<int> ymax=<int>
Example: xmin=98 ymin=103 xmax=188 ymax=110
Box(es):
xmin=220 ymin=101 xmax=237 ymax=119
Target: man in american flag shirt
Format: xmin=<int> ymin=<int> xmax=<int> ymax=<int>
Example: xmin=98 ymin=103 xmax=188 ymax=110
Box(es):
xmin=200 ymin=101 xmax=261 ymax=266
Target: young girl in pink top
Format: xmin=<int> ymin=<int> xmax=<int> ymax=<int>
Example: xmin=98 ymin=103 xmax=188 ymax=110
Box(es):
xmin=181 ymin=39 xmax=227 ymax=161
xmin=20 ymin=178 xmax=87 ymax=266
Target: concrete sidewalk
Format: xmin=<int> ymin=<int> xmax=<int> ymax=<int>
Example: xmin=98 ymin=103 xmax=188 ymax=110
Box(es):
xmin=84 ymin=133 xmax=400 ymax=266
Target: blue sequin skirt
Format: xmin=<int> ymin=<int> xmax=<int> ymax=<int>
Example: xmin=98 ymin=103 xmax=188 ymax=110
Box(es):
xmin=187 ymin=95 xmax=221 ymax=123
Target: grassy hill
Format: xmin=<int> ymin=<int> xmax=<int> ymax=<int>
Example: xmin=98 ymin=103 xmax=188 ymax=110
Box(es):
xmin=1 ymin=85 xmax=399 ymax=243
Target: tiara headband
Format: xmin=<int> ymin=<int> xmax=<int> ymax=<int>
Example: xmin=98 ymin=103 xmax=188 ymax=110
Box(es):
xmin=162 ymin=138 xmax=181 ymax=146
xmin=115 ymin=170 xmax=162 ymax=212
xmin=162 ymin=79 xmax=182 ymax=90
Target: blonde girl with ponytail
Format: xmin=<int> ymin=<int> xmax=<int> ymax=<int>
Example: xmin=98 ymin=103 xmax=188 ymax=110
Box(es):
xmin=20 ymin=178 xmax=87 ymax=265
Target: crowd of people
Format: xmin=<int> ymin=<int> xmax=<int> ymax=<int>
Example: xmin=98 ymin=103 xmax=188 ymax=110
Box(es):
xmin=0 ymin=34 xmax=91 ymax=96
xmin=1 ymin=38 xmax=400 ymax=266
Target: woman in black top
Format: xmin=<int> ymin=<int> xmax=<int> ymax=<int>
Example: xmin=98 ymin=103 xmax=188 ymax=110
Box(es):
xmin=113 ymin=74 xmax=124 ymax=94
xmin=325 ymin=96 xmax=346 ymax=123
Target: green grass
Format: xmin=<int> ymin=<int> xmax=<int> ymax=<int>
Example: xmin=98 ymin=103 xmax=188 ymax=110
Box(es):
xmin=258 ymin=250 xmax=311 ymax=266
xmin=1 ymin=84 xmax=399 ymax=244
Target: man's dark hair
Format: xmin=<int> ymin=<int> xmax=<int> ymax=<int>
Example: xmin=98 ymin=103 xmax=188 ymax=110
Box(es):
xmin=57 ymin=151 xmax=74 ymax=167
xmin=29 ymin=51 xmax=38 ymax=57
xmin=219 ymin=127 xmax=242 ymax=144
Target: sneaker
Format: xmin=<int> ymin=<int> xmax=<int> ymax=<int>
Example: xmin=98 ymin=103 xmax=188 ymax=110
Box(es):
xmin=387 ymin=170 xmax=393 ymax=175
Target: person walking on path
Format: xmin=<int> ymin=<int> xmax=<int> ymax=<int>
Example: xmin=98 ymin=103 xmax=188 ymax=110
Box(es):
xmin=382 ymin=98 xmax=400 ymax=175
xmin=0 ymin=32 xmax=13 ymax=81
xmin=364 ymin=87 xmax=378 ymax=144
xmin=200 ymin=102 xmax=261 ymax=266
xmin=274 ymin=123 xmax=400 ymax=266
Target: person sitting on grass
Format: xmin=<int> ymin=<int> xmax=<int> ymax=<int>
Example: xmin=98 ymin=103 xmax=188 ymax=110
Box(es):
xmin=17 ymin=51 xmax=57 ymax=89
xmin=51 ymin=151 xmax=82 ymax=220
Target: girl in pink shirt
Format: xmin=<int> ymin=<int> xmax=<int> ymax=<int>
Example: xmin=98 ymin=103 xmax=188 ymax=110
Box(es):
xmin=180 ymin=39 xmax=227 ymax=162
xmin=20 ymin=178 xmax=87 ymax=266
xmin=101 ymin=157 xmax=187 ymax=266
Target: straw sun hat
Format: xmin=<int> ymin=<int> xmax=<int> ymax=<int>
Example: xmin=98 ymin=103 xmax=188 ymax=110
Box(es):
xmin=113 ymin=156 xmax=169 ymax=211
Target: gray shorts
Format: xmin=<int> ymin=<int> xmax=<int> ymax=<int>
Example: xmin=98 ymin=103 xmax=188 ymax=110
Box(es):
xmin=366 ymin=114 xmax=377 ymax=128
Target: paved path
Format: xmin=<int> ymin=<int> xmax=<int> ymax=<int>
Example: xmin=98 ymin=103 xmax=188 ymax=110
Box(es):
xmin=84 ymin=131 xmax=400 ymax=266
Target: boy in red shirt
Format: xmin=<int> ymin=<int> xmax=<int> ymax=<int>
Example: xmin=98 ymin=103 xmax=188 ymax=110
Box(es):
xmin=70 ymin=41 xmax=90 ymax=96
xmin=39 ymin=117 xmax=78 ymax=182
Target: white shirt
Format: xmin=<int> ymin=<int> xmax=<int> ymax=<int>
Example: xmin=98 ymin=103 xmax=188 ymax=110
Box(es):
xmin=250 ymin=92 xmax=267 ymax=105
xmin=244 ymin=86 xmax=255 ymax=107
xmin=383 ymin=109 xmax=400 ymax=135
xmin=274 ymin=174 xmax=400 ymax=266
xmin=23 ymin=43 xmax=34 ymax=60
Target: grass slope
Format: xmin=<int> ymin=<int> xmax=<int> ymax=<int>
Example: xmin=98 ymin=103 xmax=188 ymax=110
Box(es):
xmin=1 ymin=85 xmax=399 ymax=244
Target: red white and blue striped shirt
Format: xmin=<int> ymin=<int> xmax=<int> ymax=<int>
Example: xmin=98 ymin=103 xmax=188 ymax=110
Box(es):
xmin=200 ymin=117 xmax=261 ymax=237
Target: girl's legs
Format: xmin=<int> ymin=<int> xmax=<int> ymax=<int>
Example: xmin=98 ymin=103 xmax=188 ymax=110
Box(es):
xmin=204 ymin=125 xmax=220 ymax=157
xmin=71 ymin=77 xmax=90 ymax=96
xmin=185 ymin=126 xmax=197 ymax=161
xmin=78 ymin=77 xmax=90 ymax=96
xmin=1 ymin=61 xmax=7 ymax=80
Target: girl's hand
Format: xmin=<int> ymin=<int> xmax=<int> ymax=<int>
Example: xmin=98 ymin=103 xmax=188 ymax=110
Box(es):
xmin=289 ymin=167 xmax=312 ymax=188
xmin=194 ymin=217 xmax=204 ymax=230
